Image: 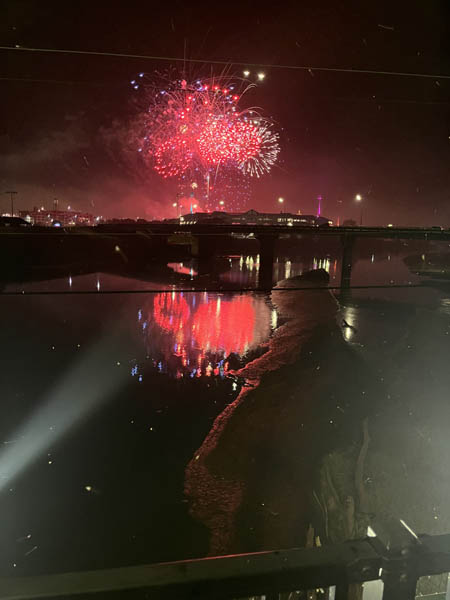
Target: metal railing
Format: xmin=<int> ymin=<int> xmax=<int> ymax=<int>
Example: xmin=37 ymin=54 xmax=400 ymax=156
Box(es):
xmin=1 ymin=519 xmax=450 ymax=599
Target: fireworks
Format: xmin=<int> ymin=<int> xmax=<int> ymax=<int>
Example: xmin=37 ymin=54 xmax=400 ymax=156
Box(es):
xmin=238 ymin=123 xmax=280 ymax=177
xmin=153 ymin=136 xmax=193 ymax=178
xmin=130 ymin=73 xmax=280 ymax=210
xmin=197 ymin=118 xmax=263 ymax=167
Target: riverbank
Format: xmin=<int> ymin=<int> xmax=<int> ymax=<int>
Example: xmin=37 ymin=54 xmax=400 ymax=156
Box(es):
xmin=185 ymin=270 xmax=383 ymax=555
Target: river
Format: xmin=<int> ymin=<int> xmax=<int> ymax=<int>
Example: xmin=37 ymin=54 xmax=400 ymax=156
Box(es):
xmin=1 ymin=245 xmax=450 ymax=577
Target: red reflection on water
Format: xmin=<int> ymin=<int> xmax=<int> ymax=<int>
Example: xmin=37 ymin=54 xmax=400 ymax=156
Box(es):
xmin=153 ymin=293 xmax=254 ymax=356
xmin=153 ymin=292 xmax=190 ymax=333
xmin=146 ymin=292 xmax=259 ymax=376
xmin=194 ymin=296 xmax=255 ymax=357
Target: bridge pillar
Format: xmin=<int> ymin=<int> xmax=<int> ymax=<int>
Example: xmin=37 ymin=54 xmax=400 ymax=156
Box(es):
xmin=340 ymin=234 xmax=355 ymax=289
xmin=194 ymin=235 xmax=217 ymax=276
xmin=257 ymin=234 xmax=278 ymax=290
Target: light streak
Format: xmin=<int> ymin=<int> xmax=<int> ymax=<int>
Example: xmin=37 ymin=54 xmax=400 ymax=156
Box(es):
xmin=0 ymin=335 xmax=129 ymax=491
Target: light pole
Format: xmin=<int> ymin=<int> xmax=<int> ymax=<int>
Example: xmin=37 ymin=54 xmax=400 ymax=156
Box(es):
xmin=355 ymin=194 xmax=363 ymax=226
xmin=4 ymin=190 xmax=18 ymax=216
xmin=278 ymin=197 xmax=284 ymax=212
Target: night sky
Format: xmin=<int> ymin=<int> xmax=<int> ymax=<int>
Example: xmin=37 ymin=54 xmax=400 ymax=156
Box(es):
xmin=1 ymin=0 xmax=449 ymax=225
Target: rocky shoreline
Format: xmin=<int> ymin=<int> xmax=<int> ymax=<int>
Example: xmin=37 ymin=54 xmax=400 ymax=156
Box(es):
xmin=184 ymin=270 xmax=381 ymax=555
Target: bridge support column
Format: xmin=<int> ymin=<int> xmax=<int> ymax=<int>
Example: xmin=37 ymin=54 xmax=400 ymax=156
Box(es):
xmin=340 ymin=234 xmax=355 ymax=289
xmin=257 ymin=234 xmax=278 ymax=290
xmin=195 ymin=235 xmax=217 ymax=277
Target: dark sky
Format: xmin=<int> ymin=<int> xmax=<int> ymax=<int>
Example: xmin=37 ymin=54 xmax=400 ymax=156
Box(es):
xmin=1 ymin=0 xmax=449 ymax=224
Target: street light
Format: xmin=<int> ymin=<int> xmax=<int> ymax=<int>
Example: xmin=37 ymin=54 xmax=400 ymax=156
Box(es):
xmin=257 ymin=72 xmax=265 ymax=81
xmin=4 ymin=190 xmax=17 ymax=216
xmin=355 ymin=194 xmax=363 ymax=226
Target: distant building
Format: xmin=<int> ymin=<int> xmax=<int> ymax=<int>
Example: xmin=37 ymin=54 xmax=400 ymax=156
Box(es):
xmin=19 ymin=207 xmax=95 ymax=227
xmin=166 ymin=209 xmax=333 ymax=227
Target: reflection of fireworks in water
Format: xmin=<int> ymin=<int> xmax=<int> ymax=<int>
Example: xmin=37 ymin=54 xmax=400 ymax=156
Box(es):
xmin=139 ymin=292 xmax=273 ymax=378
xmin=130 ymin=73 xmax=279 ymax=210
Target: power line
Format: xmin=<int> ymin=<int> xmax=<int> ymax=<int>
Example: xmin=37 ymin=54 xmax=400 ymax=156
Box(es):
xmin=0 ymin=75 xmax=447 ymax=107
xmin=1 ymin=75 xmax=449 ymax=106
xmin=0 ymin=283 xmax=438 ymax=296
xmin=1 ymin=45 xmax=450 ymax=80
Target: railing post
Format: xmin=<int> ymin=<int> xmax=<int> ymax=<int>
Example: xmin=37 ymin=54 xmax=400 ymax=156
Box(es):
xmin=334 ymin=582 xmax=350 ymax=599
xmin=367 ymin=519 xmax=421 ymax=600
xmin=381 ymin=541 xmax=419 ymax=600
xmin=381 ymin=562 xmax=418 ymax=600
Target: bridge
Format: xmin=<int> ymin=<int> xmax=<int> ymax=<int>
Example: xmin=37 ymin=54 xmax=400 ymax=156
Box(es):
xmin=1 ymin=224 xmax=449 ymax=289
xmin=140 ymin=223 xmax=449 ymax=288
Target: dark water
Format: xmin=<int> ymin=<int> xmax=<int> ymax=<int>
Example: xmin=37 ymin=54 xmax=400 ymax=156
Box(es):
xmin=0 ymin=268 xmax=278 ymax=576
xmin=1 ymin=247 xmax=450 ymax=576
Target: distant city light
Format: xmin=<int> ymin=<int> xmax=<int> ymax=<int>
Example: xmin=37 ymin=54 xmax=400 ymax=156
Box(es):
xmin=278 ymin=197 xmax=284 ymax=204
xmin=355 ymin=194 xmax=362 ymax=202
xmin=219 ymin=200 xmax=225 ymax=206
xmin=388 ymin=223 xmax=393 ymax=227
xmin=172 ymin=202 xmax=177 ymax=207
xmin=257 ymin=72 xmax=266 ymax=81
xmin=243 ymin=70 xmax=250 ymax=77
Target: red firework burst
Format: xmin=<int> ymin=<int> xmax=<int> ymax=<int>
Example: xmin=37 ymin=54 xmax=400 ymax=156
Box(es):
xmin=197 ymin=118 xmax=262 ymax=165
xmin=133 ymin=76 xmax=279 ymax=180
xmin=153 ymin=136 xmax=193 ymax=177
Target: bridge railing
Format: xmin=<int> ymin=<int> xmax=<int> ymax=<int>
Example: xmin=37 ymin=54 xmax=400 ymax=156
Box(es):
xmin=2 ymin=520 xmax=450 ymax=600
